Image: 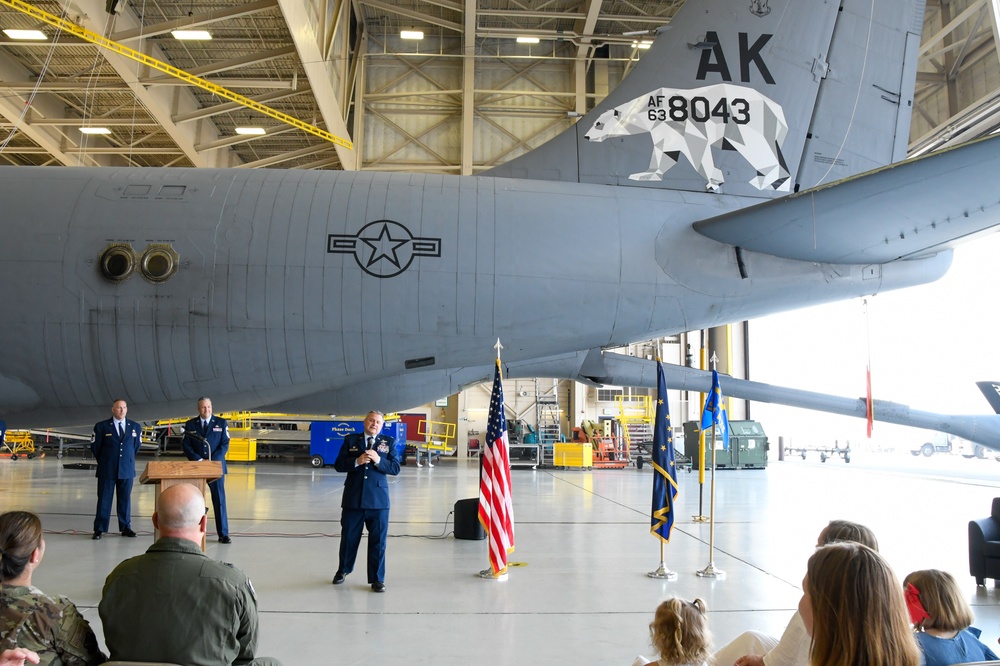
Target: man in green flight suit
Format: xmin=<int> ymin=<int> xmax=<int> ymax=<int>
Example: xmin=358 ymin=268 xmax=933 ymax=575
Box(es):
xmin=98 ymin=483 xmax=281 ymax=666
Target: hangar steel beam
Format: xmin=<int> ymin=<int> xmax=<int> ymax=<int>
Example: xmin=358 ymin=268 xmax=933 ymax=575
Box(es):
xmin=573 ymin=0 xmax=603 ymax=116
xmin=0 ymin=52 xmax=116 ymax=166
xmin=141 ymin=46 xmax=298 ymax=85
xmin=360 ymin=0 xmax=463 ymax=34
xmin=276 ymin=0 xmax=357 ymax=169
xmin=0 ymin=0 xmax=353 ymax=153
xmin=111 ymin=0 xmax=280 ymax=42
xmin=461 ymin=0 xmax=475 ymax=175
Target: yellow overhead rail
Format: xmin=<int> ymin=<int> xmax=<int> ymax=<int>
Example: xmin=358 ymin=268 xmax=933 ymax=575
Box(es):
xmin=1 ymin=0 xmax=353 ymax=150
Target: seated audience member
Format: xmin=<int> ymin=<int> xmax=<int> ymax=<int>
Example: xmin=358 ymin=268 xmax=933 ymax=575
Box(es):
xmin=633 ymin=598 xmax=712 ymax=666
xmin=0 ymin=511 xmax=106 ymax=665
xmin=714 ymin=519 xmax=879 ymax=666
xmin=903 ymin=568 xmax=998 ymax=665
xmin=99 ymin=483 xmax=281 ymax=666
xmin=800 ymin=541 xmax=921 ymax=666
xmin=0 ymin=649 xmax=40 ymax=666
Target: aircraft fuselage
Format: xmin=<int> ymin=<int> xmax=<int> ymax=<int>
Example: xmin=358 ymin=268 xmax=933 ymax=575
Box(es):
xmin=0 ymin=166 xmax=947 ymax=426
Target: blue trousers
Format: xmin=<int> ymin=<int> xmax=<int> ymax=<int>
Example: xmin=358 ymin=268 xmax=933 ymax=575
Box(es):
xmin=338 ymin=508 xmax=389 ymax=583
xmin=94 ymin=477 xmax=133 ymax=532
xmin=209 ymin=475 xmax=228 ymax=538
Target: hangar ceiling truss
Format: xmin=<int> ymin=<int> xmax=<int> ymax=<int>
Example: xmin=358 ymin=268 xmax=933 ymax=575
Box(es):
xmin=0 ymin=0 xmax=994 ymax=169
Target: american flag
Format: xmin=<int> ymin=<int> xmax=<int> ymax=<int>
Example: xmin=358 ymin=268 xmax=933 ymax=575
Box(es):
xmin=650 ymin=361 xmax=679 ymax=542
xmin=478 ymin=360 xmax=515 ymax=577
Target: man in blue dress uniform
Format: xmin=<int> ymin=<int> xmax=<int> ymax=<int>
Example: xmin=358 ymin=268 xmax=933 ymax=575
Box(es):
xmin=91 ymin=398 xmax=143 ymax=539
xmin=181 ymin=397 xmax=231 ymax=543
xmin=332 ymin=410 xmax=400 ymax=592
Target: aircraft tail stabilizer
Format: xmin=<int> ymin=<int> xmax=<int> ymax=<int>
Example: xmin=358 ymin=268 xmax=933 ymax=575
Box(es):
xmin=977 ymin=382 xmax=1000 ymax=415
xmin=486 ymin=0 xmax=923 ymax=198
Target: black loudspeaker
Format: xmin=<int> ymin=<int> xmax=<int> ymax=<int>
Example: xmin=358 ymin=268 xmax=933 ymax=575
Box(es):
xmin=454 ymin=498 xmax=486 ymax=540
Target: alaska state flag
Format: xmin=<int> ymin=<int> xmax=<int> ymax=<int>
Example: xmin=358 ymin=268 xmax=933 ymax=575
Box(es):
xmin=650 ymin=362 xmax=679 ymax=543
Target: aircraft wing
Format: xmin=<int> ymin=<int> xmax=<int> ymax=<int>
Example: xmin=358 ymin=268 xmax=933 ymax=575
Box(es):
xmin=506 ymin=349 xmax=1000 ymax=452
xmin=694 ymin=134 xmax=1000 ymax=264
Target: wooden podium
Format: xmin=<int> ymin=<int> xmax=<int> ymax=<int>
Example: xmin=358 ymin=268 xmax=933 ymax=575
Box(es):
xmin=140 ymin=460 xmax=222 ymax=552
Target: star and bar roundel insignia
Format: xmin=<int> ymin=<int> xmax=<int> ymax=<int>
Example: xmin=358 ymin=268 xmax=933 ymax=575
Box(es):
xmin=327 ymin=220 xmax=441 ymax=278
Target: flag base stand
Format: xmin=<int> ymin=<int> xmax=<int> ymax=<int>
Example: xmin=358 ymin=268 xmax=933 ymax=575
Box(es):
xmin=695 ymin=563 xmax=726 ymax=579
xmin=691 ymin=515 xmax=709 ymax=522
xmin=478 ymin=568 xmax=508 ymax=581
xmin=646 ymin=564 xmax=678 ymax=580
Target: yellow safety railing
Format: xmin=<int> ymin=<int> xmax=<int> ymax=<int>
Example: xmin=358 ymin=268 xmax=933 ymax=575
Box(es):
xmin=0 ymin=0 xmax=353 ymax=149
xmin=417 ymin=419 xmax=456 ymax=452
xmin=616 ymin=394 xmax=653 ymax=450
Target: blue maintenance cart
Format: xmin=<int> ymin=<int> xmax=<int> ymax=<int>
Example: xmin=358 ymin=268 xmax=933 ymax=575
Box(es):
xmin=309 ymin=420 xmax=406 ymax=468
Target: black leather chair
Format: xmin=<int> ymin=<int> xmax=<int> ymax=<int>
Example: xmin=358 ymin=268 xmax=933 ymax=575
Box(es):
xmin=969 ymin=497 xmax=1000 ymax=585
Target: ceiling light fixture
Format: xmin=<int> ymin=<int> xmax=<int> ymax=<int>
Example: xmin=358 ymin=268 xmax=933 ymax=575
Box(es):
xmin=235 ymin=127 xmax=266 ymax=135
xmin=516 ymin=36 xmax=540 ymax=44
xmin=79 ymin=127 xmax=111 ymax=135
xmin=171 ymin=30 xmax=212 ymax=40
xmin=633 ymin=40 xmax=653 ymax=49
xmin=3 ymin=29 xmax=47 ymax=40
xmin=400 ymin=30 xmax=424 ymax=40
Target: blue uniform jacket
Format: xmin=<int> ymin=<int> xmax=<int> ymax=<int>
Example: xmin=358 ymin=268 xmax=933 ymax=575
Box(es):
xmin=334 ymin=433 xmax=400 ymax=510
xmin=181 ymin=415 xmax=230 ymax=473
xmin=91 ymin=418 xmax=142 ymax=480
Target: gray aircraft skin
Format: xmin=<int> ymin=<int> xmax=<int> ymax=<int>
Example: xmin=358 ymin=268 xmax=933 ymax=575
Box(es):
xmin=2 ymin=0 xmax=1000 ymax=447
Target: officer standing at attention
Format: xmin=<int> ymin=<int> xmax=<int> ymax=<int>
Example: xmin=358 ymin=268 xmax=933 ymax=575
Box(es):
xmin=91 ymin=398 xmax=142 ymax=540
xmin=332 ymin=410 xmax=400 ymax=592
xmin=181 ymin=397 xmax=231 ymax=543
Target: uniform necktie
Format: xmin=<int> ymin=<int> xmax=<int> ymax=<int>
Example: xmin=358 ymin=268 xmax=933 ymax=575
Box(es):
xmin=117 ymin=422 xmax=123 ymax=438
xmin=367 ymin=436 xmax=374 ymax=449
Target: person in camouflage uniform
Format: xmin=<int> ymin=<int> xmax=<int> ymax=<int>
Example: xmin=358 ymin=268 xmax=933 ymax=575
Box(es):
xmin=0 ymin=512 xmax=105 ymax=665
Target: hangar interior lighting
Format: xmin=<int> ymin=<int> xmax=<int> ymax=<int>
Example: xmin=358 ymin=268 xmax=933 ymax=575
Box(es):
xmin=79 ymin=127 xmax=111 ymax=134
xmin=235 ymin=127 xmax=266 ymax=135
xmin=4 ymin=29 xmax=47 ymax=40
xmin=400 ymin=30 xmax=424 ymax=40
xmin=633 ymin=40 xmax=653 ymax=49
xmin=516 ymin=36 xmax=540 ymax=44
xmin=171 ymin=30 xmax=212 ymax=40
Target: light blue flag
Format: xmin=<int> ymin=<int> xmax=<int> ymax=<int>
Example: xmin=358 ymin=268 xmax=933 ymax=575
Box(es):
xmin=700 ymin=370 xmax=730 ymax=450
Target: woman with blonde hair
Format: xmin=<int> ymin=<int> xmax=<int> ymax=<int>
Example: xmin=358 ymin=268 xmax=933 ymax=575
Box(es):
xmin=0 ymin=511 xmax=105 ymax=665
xmin=634 ymin=598 xmax=712 ymax=666
xmin=903 ymin=568 xmax=997 ymax=664
xmin=799 ymin=541 xmax=921 ymax=666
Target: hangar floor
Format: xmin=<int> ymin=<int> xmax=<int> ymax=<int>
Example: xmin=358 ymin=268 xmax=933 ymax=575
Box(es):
xmin=3 ymin=449 xmax=999 ymax=664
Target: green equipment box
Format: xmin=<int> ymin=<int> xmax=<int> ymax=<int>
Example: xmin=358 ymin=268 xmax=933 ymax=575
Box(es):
xmin=681 ymin=420 xmax=769 ymax=469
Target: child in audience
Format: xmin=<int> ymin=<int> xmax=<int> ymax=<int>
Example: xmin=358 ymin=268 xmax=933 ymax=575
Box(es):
xmin=633 ymin=598 xmax=712 ymax=666
xmin=801 ymin=542 xmax=921 ymax=666
xmin=903 ymin=569 xmax=998 ymax=665
xmin=715 ymin=519 xmax=879 ymax=666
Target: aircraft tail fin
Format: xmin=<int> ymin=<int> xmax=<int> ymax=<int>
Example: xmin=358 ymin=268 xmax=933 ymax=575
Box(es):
xmin=485 ymin=0 xmax=923 ymax=198
xmin=977 ymin=382 xmax=1000 ymax=415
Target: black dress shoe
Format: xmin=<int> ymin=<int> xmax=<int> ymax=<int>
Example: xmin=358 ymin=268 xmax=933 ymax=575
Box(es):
xmin=372 ymin=582 xmax=385 ymax=593
xmin=332 ymin=572 xmax=346 ymax=585
xmin=92 ymin=531 xmax=103 ymax=540
xmin=121 ymin=528 xmax=137 ymax=538
xmin=219 ymin=536 xmax=232 ymax=544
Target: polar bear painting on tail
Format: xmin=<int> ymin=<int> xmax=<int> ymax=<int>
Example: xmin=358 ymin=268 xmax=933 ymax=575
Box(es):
xmin=585 ymin=83 xmax=790 ymax=192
